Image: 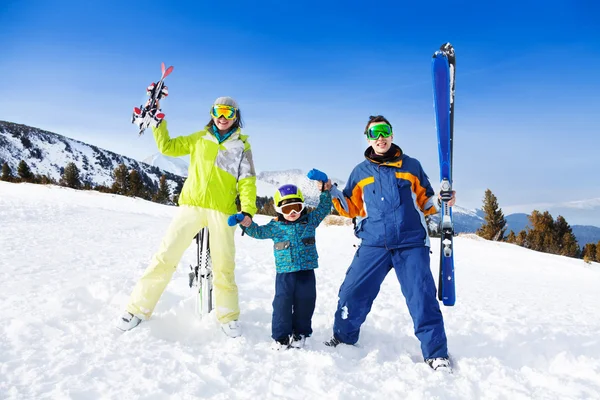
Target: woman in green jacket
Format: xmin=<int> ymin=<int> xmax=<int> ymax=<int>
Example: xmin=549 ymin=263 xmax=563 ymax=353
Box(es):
xmin=118 ymin=96 xmax=257 ymax=338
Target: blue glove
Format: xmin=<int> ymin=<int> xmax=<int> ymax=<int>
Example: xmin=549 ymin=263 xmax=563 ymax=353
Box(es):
xmin=307 ymin=168 xmax=328 ymax=182
xmin=227 ymin=213 xmax=245 ymax=226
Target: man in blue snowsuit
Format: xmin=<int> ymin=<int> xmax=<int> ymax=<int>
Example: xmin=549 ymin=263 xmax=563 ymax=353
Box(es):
xmin=325 ymin=115 xmax=455 ymax=371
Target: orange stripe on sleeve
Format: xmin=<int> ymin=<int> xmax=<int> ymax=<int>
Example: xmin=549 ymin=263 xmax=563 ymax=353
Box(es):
xmin=332 ymin=176 xmax=374 ymax=218
xmin=423 ymin=205 xmax=438 ymax=216
xmin=395 ymin=172 xmax=429 ymax=211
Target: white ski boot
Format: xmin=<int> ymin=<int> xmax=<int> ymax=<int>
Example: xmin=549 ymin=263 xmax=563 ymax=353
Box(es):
xmin=290 ymin=334 xmax=306 ymax=349
xmin=271 ymin=336 xmax=290 ymax=351
xmin=116 ymin=312 xmax=142 ymax=332
xmin=221 ymin=320 xmax=242 ymax=338
xmin=425 ymin=357 xmax=452 ymax=372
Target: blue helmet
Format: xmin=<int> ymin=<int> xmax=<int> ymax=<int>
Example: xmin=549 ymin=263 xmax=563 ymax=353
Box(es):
xmin=274 ymin=184 xmax=304 ymax=206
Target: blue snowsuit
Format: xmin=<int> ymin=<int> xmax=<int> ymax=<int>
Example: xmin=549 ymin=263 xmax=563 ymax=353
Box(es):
xmin=330 ymin=144 xmax=448 ymax=359
xmin=244 ymin=191 xmax=332 ymax=341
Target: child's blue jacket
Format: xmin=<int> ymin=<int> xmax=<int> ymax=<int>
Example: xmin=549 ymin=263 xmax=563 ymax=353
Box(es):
xmin=244 ymin=191 xmax=332 ymax=273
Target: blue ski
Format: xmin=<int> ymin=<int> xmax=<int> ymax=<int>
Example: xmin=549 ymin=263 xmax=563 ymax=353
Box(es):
xmin=432 ymin=43 xmax=456 ymax=306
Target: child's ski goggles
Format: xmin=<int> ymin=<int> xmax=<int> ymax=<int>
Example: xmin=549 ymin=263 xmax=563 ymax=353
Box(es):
xmin=365 ymin=124 xmax=393 ymax=140
xmin=275 ymin=202 xmax=305 ymax=215
xmin=211 ymin=105 xmax=237 ymax=120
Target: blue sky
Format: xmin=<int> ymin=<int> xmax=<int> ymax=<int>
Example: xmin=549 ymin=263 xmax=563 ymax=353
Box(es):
xmin=2 ymin=0 xmax=599 ymax=219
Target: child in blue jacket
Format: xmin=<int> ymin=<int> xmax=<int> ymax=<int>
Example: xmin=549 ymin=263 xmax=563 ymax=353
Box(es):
xmin=232 ymin=178 xmax=332 ymax=349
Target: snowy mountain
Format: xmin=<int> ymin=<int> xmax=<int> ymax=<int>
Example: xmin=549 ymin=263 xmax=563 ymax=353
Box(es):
xmin=137 ymin=156 xmax=600 ymax=245
xmin=428 ymin=205 xmax=484 ymax=233
xmin=3 ymin=119 xmax=597 ymax=246
xmin=256 ymin=169 xmax=346 ymax=206
xmin=142 ymin=153 xmax=189 ymax=177
xmin=0 ymin=121 xmax=185 ymax=192
xmin=136 ymin=156 xmax=347 ymax=206
xmin=2 ymin=180 xmax=599 ymax=399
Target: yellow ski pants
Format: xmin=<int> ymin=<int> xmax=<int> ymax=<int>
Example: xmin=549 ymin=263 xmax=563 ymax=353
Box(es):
xmin=126 ymin=205 xmax=239 ymax=323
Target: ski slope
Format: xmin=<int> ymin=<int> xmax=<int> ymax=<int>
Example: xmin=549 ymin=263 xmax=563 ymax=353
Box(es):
xmin=1 ymin=182 xmax=599 ymax=400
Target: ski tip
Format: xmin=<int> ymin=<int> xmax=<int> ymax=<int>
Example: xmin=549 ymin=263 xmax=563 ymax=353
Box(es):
xmin=163 ymin=65 xmax=174 ymax=78
xmin=440 ymin=43 xmax=455 ymax=58
xmin=433 ymin=43 xmax=455 ymax=60
xmin=440 ymin=42 xmax=454 ymax=51
xmin=161 ymin=62 xmax=165 ymax=74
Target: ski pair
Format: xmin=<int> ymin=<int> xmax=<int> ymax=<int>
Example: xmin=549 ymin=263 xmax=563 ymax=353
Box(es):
xmin=432 ymin=43 xmax=456 ymax=306
xmin=132 ymin=62 xmax=174 ymax=136
xmin=188 ymin=227 xmax=214 ymax=317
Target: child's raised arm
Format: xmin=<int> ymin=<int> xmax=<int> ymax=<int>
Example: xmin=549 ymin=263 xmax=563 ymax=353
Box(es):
xmin=310 ymin=191 xmax=333 ymax=225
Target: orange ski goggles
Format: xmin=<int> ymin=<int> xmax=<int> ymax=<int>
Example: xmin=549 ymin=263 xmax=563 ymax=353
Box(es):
xmin=275 ymin=202 xmax=305 ymax=215
xmin=211 ymin=105 xmax=237 ymax=120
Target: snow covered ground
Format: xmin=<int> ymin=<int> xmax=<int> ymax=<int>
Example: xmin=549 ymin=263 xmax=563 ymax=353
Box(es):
xmin=1 ymin=182 xmax=599 ymax=400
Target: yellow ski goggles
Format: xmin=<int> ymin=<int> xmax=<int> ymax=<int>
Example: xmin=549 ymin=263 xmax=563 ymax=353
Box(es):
xmin=211 ymin=105 xmax=237 ymax=120
xmin=366 ymin=123 xmax=393 ymax=140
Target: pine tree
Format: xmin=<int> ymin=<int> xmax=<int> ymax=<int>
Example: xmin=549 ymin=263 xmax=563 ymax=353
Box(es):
xmin=582 ymin=243 xmax=596 ymax=263
xmin=128 ymin=169 xmax=144 ymax=197
xmin=476 ymin=189 xmax=507 ymax=241
xmin=82 ymin=180 xmax=93 ymax=190
xmin=61 ymin=162 xmax=81 ymax=189
xmin=553 ymin=215 xmax=579 ymax=257
xmin=516 ymin=230 xmax=527 ymax=246
xmin=112 ymin=164 xmax=129 ymax=195
xmin=17 ymin=160 xmax=33 ymax=182
xmin=39 ymin=174 xmax=56 ymax=185
xmin=524 ymin=210 xmax=554 ymax=252
xmin=256 ymin=196 xmax=271 ymax=212
xmin=506 ymin=230 xmax=516 ymax=243
xmin=596 ymin=241 xmax=600 ymax=262
xmin=1 ymin=162 xmax=13 ymax=181
xmin=258 ymin=197 xmax=277 ymax=216
xmin=94 ymin=185 xmax=112 ymax=193
xmin=172 ymin=180 xmax=184 ymax=200
xmin=153 ymin=175 xmax=171 ymax=204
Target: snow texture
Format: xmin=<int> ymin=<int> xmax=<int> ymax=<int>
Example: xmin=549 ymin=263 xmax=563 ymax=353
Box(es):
xmin=1 ymin=181 xmax=599 ymax=399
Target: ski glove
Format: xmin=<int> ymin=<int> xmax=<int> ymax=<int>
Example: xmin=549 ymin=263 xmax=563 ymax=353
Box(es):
xmin=132 ymin=107 xmax=165 ymax=129
xmin=307 ymin=169 xmax=328 ymax=182
xmin=227 ymin=213 xmax=245 ymax=227
xmin=439 ymin=190 xmax=454 ymax=202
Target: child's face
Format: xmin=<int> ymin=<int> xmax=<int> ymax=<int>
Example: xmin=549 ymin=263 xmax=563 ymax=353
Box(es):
xmin=283 ymin=210 xmax=302 ymax=222
xmin=280 ymin=199 xmax=304 ymax=222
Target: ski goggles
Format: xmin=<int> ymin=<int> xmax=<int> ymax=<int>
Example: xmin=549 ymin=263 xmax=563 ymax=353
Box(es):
xmin=365 ymin=124 xmax=393 ymax=140
xmin=211 ymin=105 xmax=237 ymax=120
xmin=275 ymin=202 xmax=305 ymax=215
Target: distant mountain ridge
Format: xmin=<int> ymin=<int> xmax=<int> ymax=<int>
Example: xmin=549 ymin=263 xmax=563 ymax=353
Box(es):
xmin=88 ymin=153 xmax=600 ymax=248
xmin=2 ymin=120 xmax=598 ymax=247
xmin=142 ymin=153 xmax=189 ymax=177
xmin=0 ymin=121 xmax=185 ymax=192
